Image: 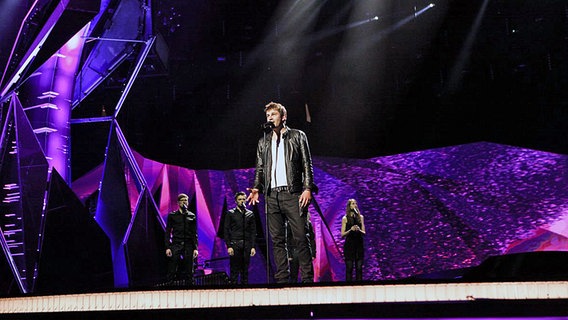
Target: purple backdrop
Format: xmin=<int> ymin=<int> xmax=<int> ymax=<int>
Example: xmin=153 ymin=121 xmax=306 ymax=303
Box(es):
xmin=72 ymin=141 xmax=568 ymax=283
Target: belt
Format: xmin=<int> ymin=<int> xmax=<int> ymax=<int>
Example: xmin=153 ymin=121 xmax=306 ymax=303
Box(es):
xmin=271 ymin=186 xmax=289 ymax=193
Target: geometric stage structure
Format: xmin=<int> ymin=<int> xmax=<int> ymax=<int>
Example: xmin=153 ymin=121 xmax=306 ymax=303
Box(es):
xmin=0 ymin=95 xmax=51 ymax=294
xmin=1 ymin=0 xmax=567 ymax=298
xmin=0 ymin=95 xmax=112 ymax=295
xmin=3 ymin=85 xmax=568 ymax=295
xmin=1 ymin=0 xmax=163 ymax=295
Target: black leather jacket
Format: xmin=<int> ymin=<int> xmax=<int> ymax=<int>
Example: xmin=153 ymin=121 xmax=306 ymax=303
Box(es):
xmin=253 ymin=126 xmax=318 ymax=195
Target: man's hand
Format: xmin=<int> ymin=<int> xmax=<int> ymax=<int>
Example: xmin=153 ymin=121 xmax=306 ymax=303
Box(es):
xmin=299 ymin=189 xmax=312 ymax=208
xmin=193 ymin=250 xmax=198 ymax=258
xmin=165 ymin=249 xmax=172 ymax=257
xmin=228 ymin=247 xmax=234 ymax=256
xmin=250 ymin=248 xmax=256 ymax=256
xmin=246 ymin=188 xmax=259 ymax=206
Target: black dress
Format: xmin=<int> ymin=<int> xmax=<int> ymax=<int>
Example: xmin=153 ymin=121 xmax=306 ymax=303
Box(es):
xmin=343 ymin=216 xmax=364 ymax=261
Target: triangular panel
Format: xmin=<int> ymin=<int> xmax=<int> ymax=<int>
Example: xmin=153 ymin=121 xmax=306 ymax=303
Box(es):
xmin=124 ymin=189 xmax=166 ymax=287
xmin=95 ymin=125 xmax=132 ymax=288
xmin=35 ymin=170 xmax=113 ymax=294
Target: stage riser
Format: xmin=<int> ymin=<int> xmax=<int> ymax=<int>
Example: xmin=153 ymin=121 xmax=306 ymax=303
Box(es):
xmin=1 ymin=281 xmax=567 ymax=315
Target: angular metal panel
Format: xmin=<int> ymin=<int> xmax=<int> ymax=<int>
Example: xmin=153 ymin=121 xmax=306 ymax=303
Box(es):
xmin=124 ymin=189 xmax=166 ymax=287
xmin=35 ymin=169 xmax=113 ymax=294
xmin=0 ymin=95 xmax=49 ymax=293
xmin=94 ymin=124 xmax=132 ymax=287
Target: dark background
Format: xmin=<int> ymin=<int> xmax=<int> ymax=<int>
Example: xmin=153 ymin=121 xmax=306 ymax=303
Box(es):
xmin=3 ymin=1 xmax=568 ymax=178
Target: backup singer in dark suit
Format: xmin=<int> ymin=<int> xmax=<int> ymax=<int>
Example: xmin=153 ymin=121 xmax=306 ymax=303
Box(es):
xmin=164 ymin=193 xmax=198 ymax=285
xmin=224 ymin=191 xmax=257 ymax=285
xmin=247 ymin=102 xmax=318 ymax=283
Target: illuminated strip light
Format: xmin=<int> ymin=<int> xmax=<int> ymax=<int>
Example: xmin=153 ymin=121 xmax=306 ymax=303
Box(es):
xmin=3 ymin=230 xmax=22 ymax=236
xmin=0 ymin=188 xmax=26 ymax=293
xmin=8 ymin=140 xmax=17 ymax=155
xmin=70 ymin=116 xmax=114 ymax=124
xmin=33 ymin=127 xmax=58 ymax=134
xmin=3 ymin=197 xmax=21 ymax=203
xmin=22 ymin=103 xmax=59 ymax=111
xmin=37 ymin=91 xmax=59 ymax=99
xmin=58 ymin=144 xmax=69 ymax=154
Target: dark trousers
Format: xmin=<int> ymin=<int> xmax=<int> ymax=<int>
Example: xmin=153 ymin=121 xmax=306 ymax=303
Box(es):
xmin=167 ymin=242 xmax=194 ymax=284
xmin=267 ymin=191 xmax=314 ymax=283
xmin=288 ymin=246 xmax=300 ymax=283
xmin=345 ymin=259 xmax=363 ymax=281
xmin=229 ymin=240 xmax=251 ymax=285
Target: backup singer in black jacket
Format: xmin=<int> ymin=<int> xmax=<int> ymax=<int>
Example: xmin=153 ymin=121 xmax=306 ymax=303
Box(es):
xmin=165 ymin=193 xmax=198 ymax=284
xmin=224 ymin=191 xmax=257 ymax=285
xmin=247 ymin=101 xmax=318 ymax=283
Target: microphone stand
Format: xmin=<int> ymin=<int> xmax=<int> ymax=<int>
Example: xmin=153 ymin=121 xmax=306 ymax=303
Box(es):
xmin=242 ymin=206 xmax=245 ymax=285
xmin=181 ymin=205 xmax=194 ymax=285
xmin=182 ymin=206 xmax=187 ymax=285
xmin=262 ymin=126 xmax=271 ymax=284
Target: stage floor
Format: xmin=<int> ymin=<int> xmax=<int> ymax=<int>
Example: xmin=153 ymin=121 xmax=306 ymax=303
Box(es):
xmin=1 ymin=280 xmax=567 ymax=319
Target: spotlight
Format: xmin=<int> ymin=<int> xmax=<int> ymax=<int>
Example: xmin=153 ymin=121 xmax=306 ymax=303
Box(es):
xmin=429 ymin=3 xmax=435 ymax=7
xmin=366 ymin=16 xmax=379 ymax=23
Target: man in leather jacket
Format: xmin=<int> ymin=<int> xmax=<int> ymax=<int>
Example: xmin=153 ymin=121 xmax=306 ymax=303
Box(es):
xmin=247 ymin=102 xmax=317 ymax=283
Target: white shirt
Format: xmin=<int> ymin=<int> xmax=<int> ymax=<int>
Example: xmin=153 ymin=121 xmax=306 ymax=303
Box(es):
xmin=271 ymin=130 xmax=288 ymax=188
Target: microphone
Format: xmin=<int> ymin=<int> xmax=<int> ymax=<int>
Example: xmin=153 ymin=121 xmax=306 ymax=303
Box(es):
xmin=261 ymin=122 xmax=275 ymax=131
xmin=181 ymin=203 xmax=188 ymax=211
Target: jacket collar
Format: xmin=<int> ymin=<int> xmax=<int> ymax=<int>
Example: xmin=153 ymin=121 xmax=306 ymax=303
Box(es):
xmin=281 ymin=126 xmax=290 ymax=138
xmin=267 ymin=125 xmax=289 ymax=139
